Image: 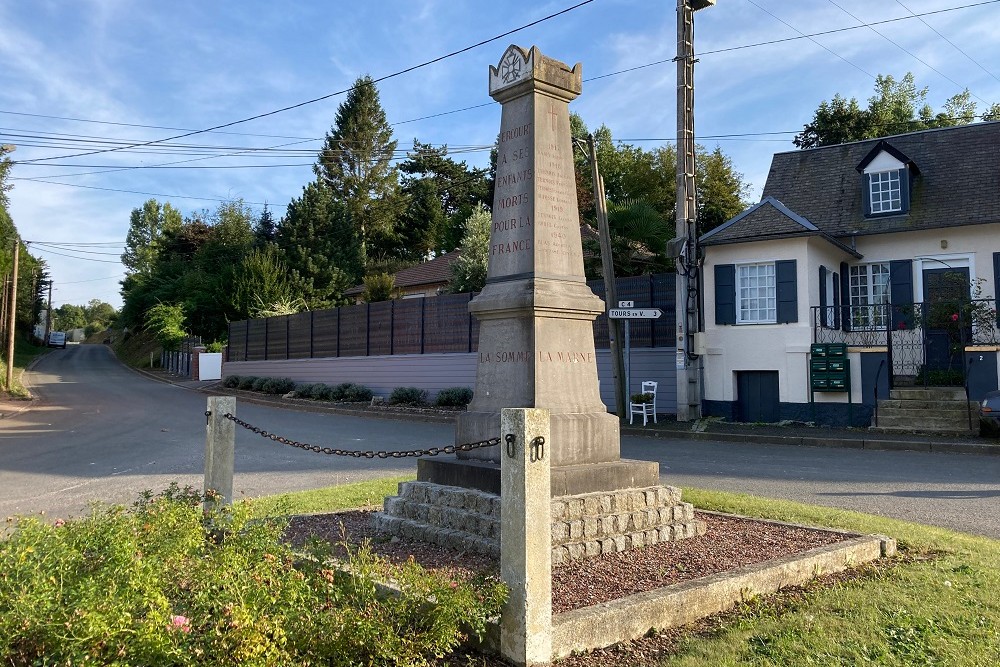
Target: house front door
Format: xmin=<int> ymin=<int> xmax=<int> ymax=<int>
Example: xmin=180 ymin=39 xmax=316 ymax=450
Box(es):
xmin=922 ymin=267 xmax=971 ymax=375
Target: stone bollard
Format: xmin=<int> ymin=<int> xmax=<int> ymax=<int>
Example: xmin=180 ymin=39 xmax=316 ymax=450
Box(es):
xmin=500 ymin=407 xmax=552 ymax=667
xmin=203 ymin=396 xmax=236 ymax=512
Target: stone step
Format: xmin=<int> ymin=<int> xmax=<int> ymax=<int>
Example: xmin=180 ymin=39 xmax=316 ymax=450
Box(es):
xmin=874 ymin=414 xmax=976 ymax=430
xmin=876 ymin=406 xmax=975 ymax=422
xmin=377 ymin=480 xmax=706 ymax=564
xmin=878 ymin=399 xmax=977 ymax=411
xmin=551 ymin=520 xmax=706 ymax=565
xmin=889 ymin=387 xmax=967 ymax=401
xmin=372 ymin=514 xmax=499 ymax=558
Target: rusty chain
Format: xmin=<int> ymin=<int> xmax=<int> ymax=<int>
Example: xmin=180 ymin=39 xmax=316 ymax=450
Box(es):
xmin=216 ymin=412 xmax=500 ymax=459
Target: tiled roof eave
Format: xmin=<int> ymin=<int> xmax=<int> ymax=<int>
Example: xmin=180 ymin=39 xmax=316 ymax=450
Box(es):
xmin=702 ymin=230 xmax=862 ymax=258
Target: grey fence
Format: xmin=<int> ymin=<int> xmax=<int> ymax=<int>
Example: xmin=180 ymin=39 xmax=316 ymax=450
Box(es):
xmin=227 ymin=273 xmax=676 ymax=362
xmin=160 ymin=336 xmax=203 ymax=376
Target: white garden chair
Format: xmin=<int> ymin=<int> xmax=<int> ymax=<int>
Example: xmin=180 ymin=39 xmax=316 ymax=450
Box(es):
xmin=628 ymin=380 xmax=658 ymax=426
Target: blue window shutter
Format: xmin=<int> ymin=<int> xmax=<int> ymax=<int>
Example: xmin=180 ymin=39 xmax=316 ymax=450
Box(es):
xmin=889 ymin=259 xmax=914 ymax=329
xmin=715 ymin=264 xmax=736 ymax=325
xmin=900 ymin=168 xmax=910 ymax=213
xmin=840 ymin=262 xmax=851 ymax=332
xmin=818 ymin=265 xmax=828 ymax=327
xmin=776 ymin=260 xmax=798 ymax=323
xmin=833 ymin=271 xmax=841 ymax=329
xmin=994 ymin=253 xmax=1000 ymax=326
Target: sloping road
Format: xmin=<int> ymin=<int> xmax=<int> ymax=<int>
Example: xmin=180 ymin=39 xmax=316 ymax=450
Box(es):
xmin=4 ymin=344 xmax=999 ymax=539
xmin=1 ymin=345 xmax=451 ymax=518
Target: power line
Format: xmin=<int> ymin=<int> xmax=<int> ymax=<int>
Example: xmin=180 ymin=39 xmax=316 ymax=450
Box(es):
xmin=58 ymin=274 xmax=124 ymax=284
xmin=825 ymin=0 xmax=990 ymax=104
xmin=893 ymin=0 xmax=1000 ymax=85
xmin=14 ymin=0 xmax=597 ymax=165
xmin=10 ymin=179 xmax=269 ymax=205
xmin=25 ymin=245 xmax=123 ymax=264
xmin=3 ymin=0 xmax=993 ymax=175
xmin=744 ymin=0 xmax=875 ymax=80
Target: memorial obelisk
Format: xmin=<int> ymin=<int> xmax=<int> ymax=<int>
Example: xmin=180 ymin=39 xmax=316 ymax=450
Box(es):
xmin=420 ymin=45 xmax=659 ymax=496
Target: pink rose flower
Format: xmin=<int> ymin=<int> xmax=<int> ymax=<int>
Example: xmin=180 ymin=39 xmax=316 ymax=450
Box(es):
xmin=951 ymin=313 xmax=959 ymax=322
xmin=169 ymin=615 xmax=191 ymax=633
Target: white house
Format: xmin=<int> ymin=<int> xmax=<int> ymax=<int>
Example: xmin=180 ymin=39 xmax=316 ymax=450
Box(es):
xmin=699 ymin=122 xmax=1000 ymax=427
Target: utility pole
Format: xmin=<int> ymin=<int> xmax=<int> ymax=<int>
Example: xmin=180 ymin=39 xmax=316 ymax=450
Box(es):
xmin=44 ymin=279 xmax=54 ymax=343
xmin=582 ymin=134 xmax=627 ymax=417
xmin=674 ymin=0 xmax=714 ymax=421
xmin=5 ymin=239 xmax=18 ymax=390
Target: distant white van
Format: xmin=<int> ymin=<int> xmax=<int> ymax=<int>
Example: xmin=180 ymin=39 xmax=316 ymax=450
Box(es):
xmin=47 ymin=331 xmax=67 ymax=349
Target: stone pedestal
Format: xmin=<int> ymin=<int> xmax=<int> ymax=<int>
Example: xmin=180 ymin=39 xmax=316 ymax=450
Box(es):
xmin=377 ymin=45 xmax=706 ymax=561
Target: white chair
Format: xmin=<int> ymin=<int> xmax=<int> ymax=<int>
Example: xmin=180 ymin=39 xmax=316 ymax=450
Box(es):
xmin=628 ymin=381 xmax=658 ymax=426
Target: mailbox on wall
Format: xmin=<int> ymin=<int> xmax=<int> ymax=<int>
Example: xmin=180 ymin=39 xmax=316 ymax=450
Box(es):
xmin=810 ymin=343 xmax=849 ymax=392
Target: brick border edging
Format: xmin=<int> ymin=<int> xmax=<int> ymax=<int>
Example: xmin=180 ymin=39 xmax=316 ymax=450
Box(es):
xmin=545 ymin=532 xmax=894 ymax=660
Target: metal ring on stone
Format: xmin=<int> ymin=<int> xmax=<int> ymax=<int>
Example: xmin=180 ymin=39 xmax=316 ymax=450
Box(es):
xmin=505 ymin=433 xmax=517 ymax=458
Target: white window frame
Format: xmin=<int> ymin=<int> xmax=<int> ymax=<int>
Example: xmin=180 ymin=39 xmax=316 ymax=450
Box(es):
xmin=849 ymin=263 xmax=890 ymax=329
xmin=737 ymin=262 xmax=776 ymax=324
xmin=868 ymin=169 xmax=902 ymax=214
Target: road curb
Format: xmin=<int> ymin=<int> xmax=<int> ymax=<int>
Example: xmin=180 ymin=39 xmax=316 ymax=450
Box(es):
xmin=625 ymin=426 xmax=1000 ymax=456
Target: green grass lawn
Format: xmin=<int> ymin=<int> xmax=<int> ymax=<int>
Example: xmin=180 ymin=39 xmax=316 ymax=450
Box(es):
xmin=2 ymin=338 xmax=46 ymax=397
xmin=253 ymin=478 xmax=1000 ymax=666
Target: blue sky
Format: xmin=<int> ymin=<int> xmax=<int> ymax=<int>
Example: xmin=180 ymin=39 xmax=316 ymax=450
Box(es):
xmin=2 ymin=0 xmax=998 ymax=309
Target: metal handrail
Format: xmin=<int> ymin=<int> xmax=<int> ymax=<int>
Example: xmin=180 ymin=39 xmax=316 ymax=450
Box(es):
xmin=966 ymin=355 xmax=976 ymax=431
xmin=873 ymin=358 xmax=886 ymax=427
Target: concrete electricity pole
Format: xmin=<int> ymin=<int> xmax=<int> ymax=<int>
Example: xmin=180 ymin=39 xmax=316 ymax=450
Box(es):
xmin=4 ymin=238 xmax=18 ymax=390
xmin=44 ymin=279 xmax=54 ymax=343
xmin=674 ymin=0 xmax=714 ymax=421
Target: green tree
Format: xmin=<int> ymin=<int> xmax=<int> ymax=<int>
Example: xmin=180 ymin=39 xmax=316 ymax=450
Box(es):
xmin=314 ymin=75 xmax=402 ymax=268
xmin=0 ymin=144 xmax=13 ymax=208
xmin=361 ymin=272 xmax=396 ymax=303
xmin=121 ymin=199 xmax=183 ymax=277
xmin=253 ymin=204 xmax=277 ymax=247
xmin=697 ymin=147 xmax=751 ymax=235
xmin=53 ymin=304 xmax=87 ymax=331
xmin=276 ymin=180 xmax=359 ymax=308
xmin=794 ymin=73 xmax=997 ymax=148
xmin=449 ymin=205 xmax=491 ymax=293
xmin=145 ymin=302 xmax=186 ymax=350
xmin=571 ymin=117 xmax=749 ymax=276
xmin=399 ymin=141 xmax=490 ymax=254
xmin=232 ymin=246 xmax=300 ymax=319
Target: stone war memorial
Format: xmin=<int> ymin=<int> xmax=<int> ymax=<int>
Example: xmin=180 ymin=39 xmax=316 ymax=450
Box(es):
xmin=376 ymin=45 xmax=704 ymax=564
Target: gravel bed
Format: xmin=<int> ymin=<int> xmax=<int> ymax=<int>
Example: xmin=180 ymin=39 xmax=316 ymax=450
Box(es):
xmin=284 ymin=509 xmax=848 ymax=614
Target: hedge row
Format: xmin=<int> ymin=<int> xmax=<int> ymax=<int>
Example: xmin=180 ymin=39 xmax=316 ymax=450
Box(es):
xmin=222 ymin=375 xmax=473 ymax=407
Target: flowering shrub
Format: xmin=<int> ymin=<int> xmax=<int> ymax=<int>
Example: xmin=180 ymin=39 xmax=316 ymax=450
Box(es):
xmin=0 ymin=484 xmax=505 ymax=666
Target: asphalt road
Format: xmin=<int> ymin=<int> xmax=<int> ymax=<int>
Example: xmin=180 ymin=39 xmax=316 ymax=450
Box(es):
xmin=4 ymin=344 xmax=999 ymax=539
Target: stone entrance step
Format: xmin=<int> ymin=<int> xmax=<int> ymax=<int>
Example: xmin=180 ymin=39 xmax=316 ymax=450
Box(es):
xmin=373 ymin=481 xmax=705 ymax=564
xmin=875 ymin=386 xmax=977 ymax=433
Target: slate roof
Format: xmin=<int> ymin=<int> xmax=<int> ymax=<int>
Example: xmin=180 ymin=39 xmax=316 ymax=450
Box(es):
xmin=703 ymin=121 xmax=1000 ymax=245
xmin=701 ymin=197 xmax=861 ymax=256
xmin=344 ymin=250 xmax=460 ymax=296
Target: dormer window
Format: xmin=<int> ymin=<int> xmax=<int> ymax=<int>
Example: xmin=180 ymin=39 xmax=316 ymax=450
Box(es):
xmin=868 ymin=169 xmax=902 ymax=214
xmin=856 ymin=140 xmax=919 ymax=218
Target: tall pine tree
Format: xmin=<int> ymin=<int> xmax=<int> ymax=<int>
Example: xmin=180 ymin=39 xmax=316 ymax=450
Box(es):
xmin=314 ymin=75 xmax=401 ymax=269
xmin=276 ymin=180 xmax=359 ymax=308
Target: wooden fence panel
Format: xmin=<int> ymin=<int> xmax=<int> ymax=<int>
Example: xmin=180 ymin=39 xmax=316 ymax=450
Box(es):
xmin=312 ymin=309 xmax=339 ymax=358
xmin=338 ymin=303 xmax=368 ymax=357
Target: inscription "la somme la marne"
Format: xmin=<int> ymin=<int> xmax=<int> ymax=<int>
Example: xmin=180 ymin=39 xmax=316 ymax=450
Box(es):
xmin=479 ymin=350 xmax=596 ymax=363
